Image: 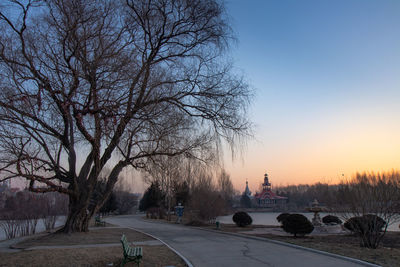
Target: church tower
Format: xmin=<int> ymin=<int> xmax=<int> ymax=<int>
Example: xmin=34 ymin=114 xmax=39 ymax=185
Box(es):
xmin=262 ymin=173 xmax=271 ymax=191
xmin=244 ymin=179 xmax=252 ymax=197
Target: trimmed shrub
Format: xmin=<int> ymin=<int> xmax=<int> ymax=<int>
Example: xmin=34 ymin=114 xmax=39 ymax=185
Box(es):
xmin=322 ymin=215 xmax=342 ymax=225
xmin=276 ymin=213 xmax=290 ymax=223
xmin=344 ymin=215 xmax=386 ymax=234
xmin=344 ymin=217 xmax=359 ymax=232
xmin=232 ymin=211 xmax=252 ymax=227
xmin=281 ymin=214 xmax=314 ymax=237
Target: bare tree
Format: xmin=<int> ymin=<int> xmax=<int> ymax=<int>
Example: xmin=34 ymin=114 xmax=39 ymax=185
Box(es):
xmin=334 ymin=171 xmax=400 ymax=248
xmin=187 ymin=170 xmax=226 ymax=222
xmin=114 ymin=191 xmax=138 ymax=214
xmin=217 ymin=169 xmax=234 ymax=207
xmin=0 ymin=0 xmax=251 ymax=233
xmin=0 ymin=190 xmax=67 ymax=238
xmin=142 ymin=154 xmax=201 ymax=221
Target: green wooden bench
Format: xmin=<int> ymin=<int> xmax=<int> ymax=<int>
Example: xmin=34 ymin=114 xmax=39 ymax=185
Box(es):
xmin=95 ymin=216 xmax=106 ymax=227
xmin=120 ymin=234 xmax=143 ymax=267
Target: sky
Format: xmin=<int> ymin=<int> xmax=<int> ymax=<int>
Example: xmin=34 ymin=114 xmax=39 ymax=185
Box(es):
xmin=223 ymin=0 xmax=400 ymax=193
xmin=5 ymin=0 xmax=400 ymax=194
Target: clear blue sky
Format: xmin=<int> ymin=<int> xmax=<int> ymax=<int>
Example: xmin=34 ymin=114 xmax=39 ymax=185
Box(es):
xmin=224 ymin=0 xmax=400 ymax=191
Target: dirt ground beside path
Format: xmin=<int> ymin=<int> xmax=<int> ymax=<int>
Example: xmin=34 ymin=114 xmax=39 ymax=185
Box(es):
xmin=0 ymin=227 xmax=187 ymax=267
xmin=0 ymin=245 xmax=187 ymax=267
xmin=0 ymin=246 xmax=186 ymax=267
xmin=13 ymin=227 xmax=152 ymax=248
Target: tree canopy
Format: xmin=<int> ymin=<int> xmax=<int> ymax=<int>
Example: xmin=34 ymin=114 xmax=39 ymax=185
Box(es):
xmin=0 ymin=0 xmax=251 ymax=232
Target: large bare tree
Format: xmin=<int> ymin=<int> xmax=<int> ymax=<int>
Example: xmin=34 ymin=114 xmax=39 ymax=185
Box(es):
xmin=0 ymin=0 xmax=251 ymax=232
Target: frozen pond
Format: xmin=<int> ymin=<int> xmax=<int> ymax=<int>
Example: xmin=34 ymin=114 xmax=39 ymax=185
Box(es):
xmin=218 ymin=212 xmax=400 ymax=232
xmin=0 ymin=216 xmax=66 ymax=241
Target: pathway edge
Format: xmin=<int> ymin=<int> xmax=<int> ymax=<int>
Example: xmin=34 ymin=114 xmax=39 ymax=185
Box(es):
xmin=124 ymin=226 xmax=194 ymax=267
xmin=195 ymin=227 xmax=381 ymax=267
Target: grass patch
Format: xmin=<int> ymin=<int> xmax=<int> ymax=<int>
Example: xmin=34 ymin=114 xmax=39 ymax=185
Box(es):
xmin=14 ymin=227 xmax=152 ymax=249
xmin=254 ymin=232 xmax=400 ymax=267
xmin=209 ymin=223 xmax=400 ymax=267
xmin=1 ymin=227 xmax=187 ymax=267
xmin=0 ymin=245 xmax=186 ymax=267
xmin=144 ymin=215 xmax=276 ymax=232
xmin=199 ymin=223 xmax=278 ymax=233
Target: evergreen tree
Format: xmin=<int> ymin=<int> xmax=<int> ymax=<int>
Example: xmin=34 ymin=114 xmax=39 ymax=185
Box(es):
xmin=139 ymin=182 xmax=164 ymax=211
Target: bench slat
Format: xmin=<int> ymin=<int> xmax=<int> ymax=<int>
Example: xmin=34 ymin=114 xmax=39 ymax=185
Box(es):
xmin=120 ymin=234 xmax=143 ymax=266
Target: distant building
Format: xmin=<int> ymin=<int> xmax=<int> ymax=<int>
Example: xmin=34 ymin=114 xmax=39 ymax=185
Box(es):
xmin=243 ymin=180 xmax=252 ymax=197
xmin=254 ymin=173 xmax=287 ymax=207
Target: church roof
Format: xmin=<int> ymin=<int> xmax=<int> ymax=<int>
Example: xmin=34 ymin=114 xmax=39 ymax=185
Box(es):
xmin=254 ymin=189 xmax=287 ymax=200
xmin=251 ymin=172 xmax=288 ymax=200
xmin=244 ymin=180 xmax=251 ymax=196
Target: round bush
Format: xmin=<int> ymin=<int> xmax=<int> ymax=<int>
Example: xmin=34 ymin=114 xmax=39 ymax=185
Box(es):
xmin=232 ymin=211 xmax=253 ymax=227
xmin=344 ymin=217 xmax=361 ymax=232
xmin=322 ymin=215 xmax=342 ymax=225
xmin=276 ymin=213 xmax=290 ymax=223
xmin=344 ymin=215 xmax=386 ymax=234
xmin=281 ymin=214 xmax=314 ymax=237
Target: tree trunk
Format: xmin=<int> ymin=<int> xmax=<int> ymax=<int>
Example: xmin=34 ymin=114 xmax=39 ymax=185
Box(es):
xmin=59 ymin=196 xmax=91 ymax=233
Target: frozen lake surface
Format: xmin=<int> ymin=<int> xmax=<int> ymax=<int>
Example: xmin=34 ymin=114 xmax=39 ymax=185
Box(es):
xmin=218 ymin=212 xmax=400 ymax=232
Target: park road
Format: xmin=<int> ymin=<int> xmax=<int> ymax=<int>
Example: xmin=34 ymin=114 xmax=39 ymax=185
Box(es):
xmin=106 ymin=215 xmax=374 ymax=267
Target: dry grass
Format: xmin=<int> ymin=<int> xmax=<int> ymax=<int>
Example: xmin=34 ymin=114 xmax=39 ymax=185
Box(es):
xmin=14 ymin=227 xmax=152 ymax=249
xmin=208 ymin=223 xmax=400 ymax=267
xmin=199 ymin=223 xmax=278 ymax=233
xmin=253 ymin=233 xmax=400 ymax=267
xmin=145 ymin=215 xmax=276 ymax=232
xmin=0 ymin=246 xmax=186 ymax=267
xmin=0 ymin=227 xmax=187 ymax=267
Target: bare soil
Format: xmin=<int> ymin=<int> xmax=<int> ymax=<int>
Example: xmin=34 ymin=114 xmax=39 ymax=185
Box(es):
xmin=14 ymin=227 xmax=152 ymax=248
xmin=200 ymin=223 xmax=279 ymax=233
xmin=0 ymin=246 xmax=186 ymax=267
xmin=0 ymin=227 xmax=187 ymax=267
xmin=253 ymin=233 xmax=400 ymax=267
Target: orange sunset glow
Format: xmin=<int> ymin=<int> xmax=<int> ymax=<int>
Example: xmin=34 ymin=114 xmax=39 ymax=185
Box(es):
xmin=225 ymin=105 xmax=400 ymax=192
xmin=223 ymin=0 xmax=400 ymax=193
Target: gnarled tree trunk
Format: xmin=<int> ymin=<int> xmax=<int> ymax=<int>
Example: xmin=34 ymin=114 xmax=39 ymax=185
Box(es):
xmin=60 ymin=195 xmax=91 ymax=233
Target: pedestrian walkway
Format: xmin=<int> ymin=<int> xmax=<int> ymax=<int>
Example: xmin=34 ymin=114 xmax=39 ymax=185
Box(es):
xmin=0 ymin=215 xmax=381 ymax=267
xmin=0 ymin=236 xmax=31 ymax=253
xmin=106 ymin=215 xmax=379 ymax=267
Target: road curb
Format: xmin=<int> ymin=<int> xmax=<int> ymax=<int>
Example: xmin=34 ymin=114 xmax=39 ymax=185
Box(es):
xmin=195 ymin=227 xmax=381 ymax=267
xmin=124 ymin=225 xmax=194 ymax=267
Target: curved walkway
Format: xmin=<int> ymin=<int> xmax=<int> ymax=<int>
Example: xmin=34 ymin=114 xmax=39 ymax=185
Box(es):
xmin=106 ymin=215 xmax=377 ymax=267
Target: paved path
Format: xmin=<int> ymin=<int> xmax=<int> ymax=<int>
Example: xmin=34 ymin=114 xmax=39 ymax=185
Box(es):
xmin=106 ymin=215 xmax=375 ymax=267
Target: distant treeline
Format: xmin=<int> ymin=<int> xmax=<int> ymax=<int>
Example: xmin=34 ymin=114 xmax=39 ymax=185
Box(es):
xmin=274 ymin=183 xmax=339 ymax=210
xmin=274 ymin=171 xmax=400 ymax=211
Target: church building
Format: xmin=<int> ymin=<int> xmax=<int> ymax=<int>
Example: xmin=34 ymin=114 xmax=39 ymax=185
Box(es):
xmin=253 ymin=173 xmax=288 ymax=207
